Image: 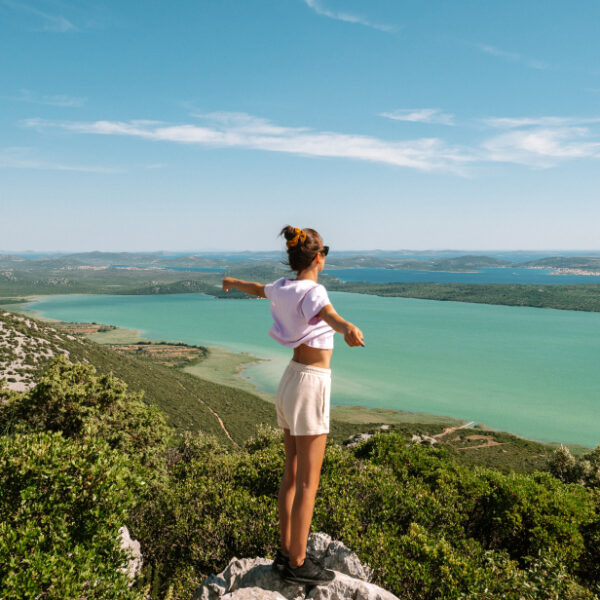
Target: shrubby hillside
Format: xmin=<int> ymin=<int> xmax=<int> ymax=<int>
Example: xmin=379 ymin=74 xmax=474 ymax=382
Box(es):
xmin=2 ymin=348 xmax=600 ymax=599
xmin=0 ymin=311 xmax=382 ymax=445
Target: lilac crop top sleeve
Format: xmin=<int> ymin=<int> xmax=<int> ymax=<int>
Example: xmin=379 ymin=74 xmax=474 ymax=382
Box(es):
xmin=300 ymin=285 xmax=331 ymax=324
xmin=264 ymin=280 xmax=275 ymax=300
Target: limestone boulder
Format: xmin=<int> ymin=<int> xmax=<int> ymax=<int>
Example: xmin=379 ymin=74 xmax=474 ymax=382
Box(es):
xmin=193 ymin=532 xmax=399 ymax=600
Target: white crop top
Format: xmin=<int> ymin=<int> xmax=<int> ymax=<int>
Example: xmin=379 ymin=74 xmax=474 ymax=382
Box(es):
xmin=264 ymin=277 xmax=335 ymax=349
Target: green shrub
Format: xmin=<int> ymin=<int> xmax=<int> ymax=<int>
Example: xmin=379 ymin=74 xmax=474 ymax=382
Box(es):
xmin=353 ymin=434 xmax=597 ymax=568
xmin=131 ymin=451 xmax=279 ymax=594
xmin=0 ymin=356 xmax=172 ymax=471
xmin=0 ymin=431 xmax=144 ymax=599
xmin=549 ymin=444 xmax=600 ymax=489
xmin=135 ymin=431 xmax=600 ymax=599
xmin=465 ymin=469 xmax=594 ymax=568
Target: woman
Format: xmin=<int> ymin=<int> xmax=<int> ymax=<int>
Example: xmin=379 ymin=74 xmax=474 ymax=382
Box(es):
xmin=222 ymin=226 xmax=364 ymax=585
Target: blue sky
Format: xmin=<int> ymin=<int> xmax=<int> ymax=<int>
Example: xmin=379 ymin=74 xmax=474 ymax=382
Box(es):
xmin=1 ymin=0 xmax=599 ymax=251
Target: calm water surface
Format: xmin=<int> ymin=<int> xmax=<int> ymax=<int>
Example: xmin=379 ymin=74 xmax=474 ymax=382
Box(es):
xmin=28 ymin=293 xmax=600 ymax=447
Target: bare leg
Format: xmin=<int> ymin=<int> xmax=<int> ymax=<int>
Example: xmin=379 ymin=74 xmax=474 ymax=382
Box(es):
xmin=278 ymin=428 xmax=297 ymax=554
xmin=288 ymin=433 xmax=328 ymax=567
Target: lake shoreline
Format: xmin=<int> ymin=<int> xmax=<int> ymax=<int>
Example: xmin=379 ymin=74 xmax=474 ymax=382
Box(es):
xmin=5 ymin=294 xmax=598 ymax=452
xmin=2 ymin=298 xmax=472 ymax=427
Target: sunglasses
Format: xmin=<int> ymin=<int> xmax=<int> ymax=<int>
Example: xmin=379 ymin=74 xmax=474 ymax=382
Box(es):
xmin=320 ymin=246 xmax=329 ymax=256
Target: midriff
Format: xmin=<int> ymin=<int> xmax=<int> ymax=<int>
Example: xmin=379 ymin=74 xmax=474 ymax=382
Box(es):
xmin=292 ymin=344 xmax=332 ymax=369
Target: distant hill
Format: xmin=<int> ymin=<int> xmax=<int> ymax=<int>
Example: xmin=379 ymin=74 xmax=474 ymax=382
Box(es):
xmin=321 ymin=254 xmax=514 ymax=271
xmin=521 ymin=256 xmax=600 ymax=271
xmin=3 ymin=250 xmax=600 ymax=277
xmin=389 ymin=255 xmax=514 ymax=271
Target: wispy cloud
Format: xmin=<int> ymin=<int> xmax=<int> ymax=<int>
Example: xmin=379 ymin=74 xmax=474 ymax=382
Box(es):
xmin=2 ymin=0 xmax=78 ymax=32
xmin=484 ymin=116 xmax=600 ymax=128
xmin=470 ymin=42 xmax=548 ymax=70
xmin=480 ymin=115 xmax=600 ymax=166
xmin=482 ymin=127 xmax=600 ymax=167
xmin=7 ymin=89 xmax=86 ymax=107
xmin=380 ymin=109 xmax=455 ymax=126
xmin=0 ymin=146 xmax=122 ymax=172
xmin=302 ymin=0 xmax=397 ymax=33
xmin=21 ymin=111 xmax=600 ymax=173
xmin=21 ymin=114 xmax=472 ymax=173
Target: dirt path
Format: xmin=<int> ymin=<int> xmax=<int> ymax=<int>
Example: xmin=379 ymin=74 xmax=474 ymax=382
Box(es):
xmin=433 ymin=421 xmax=475 ymax=439
xmin=456 ymin=441 xmax=507 ymax=450
xmin=176 ymin=381 xmax=240 ymax=448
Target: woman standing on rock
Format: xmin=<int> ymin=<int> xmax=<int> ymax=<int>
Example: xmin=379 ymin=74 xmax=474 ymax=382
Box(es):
xmin=222 ymin=225 xmax=364 ymax=585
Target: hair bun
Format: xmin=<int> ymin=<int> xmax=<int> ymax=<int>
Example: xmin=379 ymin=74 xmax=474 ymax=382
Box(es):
xmin=281 ymin=226 xmax=307 ymax=248
xmin=281 ymin=225 xmax=296 ymax=241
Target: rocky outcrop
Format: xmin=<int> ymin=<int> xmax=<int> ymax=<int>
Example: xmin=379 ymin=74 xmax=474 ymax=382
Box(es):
xmin=118 ymin=526 xmax=143 ymax=582
xmin=194 ymin=533 xmax=399 ymax=600
xmin=346 ymin=425 xmax=391 ymax=447
xmin=410 ymin=434 xmax=438 ymax=446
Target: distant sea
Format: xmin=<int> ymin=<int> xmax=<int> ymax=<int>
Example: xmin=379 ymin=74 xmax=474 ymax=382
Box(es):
xmin=324 ymin=267 xmax=600 ymax=285
xmin=27 ymin=293 xmax=600 ymax=448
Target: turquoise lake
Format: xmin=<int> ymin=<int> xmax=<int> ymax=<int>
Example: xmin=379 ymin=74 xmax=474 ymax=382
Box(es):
xmin=27 ymin=293 xmax=600 ymax=448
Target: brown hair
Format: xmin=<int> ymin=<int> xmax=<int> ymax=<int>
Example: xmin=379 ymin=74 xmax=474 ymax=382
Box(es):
xmin=280 ymin=225 xmax=324 ymax=273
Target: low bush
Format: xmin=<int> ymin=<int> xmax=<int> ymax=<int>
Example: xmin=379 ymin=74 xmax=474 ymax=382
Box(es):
xmin=0 ymin=355 xmax=172 ymax=473
xmin=0 ymin=431 xmax=144 ymax=599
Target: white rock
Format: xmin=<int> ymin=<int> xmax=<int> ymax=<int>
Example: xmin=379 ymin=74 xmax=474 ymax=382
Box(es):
xmin=307 ymin=533 xmax=372 ymax=581
xmin=421 ymin=436 xmax=437 ymax=445
xmin=118 ymin=526 xmax=143 ymax=582
xmin=307 ymin=572 xmax=398 ymax=600
xmin=222 ymin=588 xmax=290 ymax=599
xmin=347 ymin=433 xmax=373 ymax=447
xmin=194 ymin=533 xmax=398 ymax=600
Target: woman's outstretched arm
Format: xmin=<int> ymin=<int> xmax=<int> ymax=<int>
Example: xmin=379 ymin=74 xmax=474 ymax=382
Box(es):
xmin=222 ymin=276 xmax=266 ymax=298
xmin=318 ymin=304 xmax=364 ymax=347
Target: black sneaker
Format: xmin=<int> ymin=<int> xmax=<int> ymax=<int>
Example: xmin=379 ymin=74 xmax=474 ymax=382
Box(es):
xmin=271 ymin=548 xmax=289 ymax=572
xmin=282 ymin=555 xmax=335 ymax=585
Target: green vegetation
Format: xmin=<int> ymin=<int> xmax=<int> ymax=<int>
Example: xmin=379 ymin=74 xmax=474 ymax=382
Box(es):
xmin=0 ymin=359 xmax=165 ymax=599
xmin=5 ymin=361 xmax=600 ymax=599
xmin=0 ymin=311 xmax=384 ymax=446
xmin=325 ymin=254 xmax=513 ymax=271
xmin=522 ymin=256 xmax=600 ymax=270
xmin=0 ymin=431 xmax=143 ymax=599
xmin=135 ymin=425 xmax=600 ymax=599
xmin=3 ymin=251 xmax=600 ymax=312
xmin=2 ymin=311 xmax=600 ymax=599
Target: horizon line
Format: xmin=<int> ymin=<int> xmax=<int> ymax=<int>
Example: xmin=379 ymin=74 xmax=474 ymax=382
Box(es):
xmin=3 ymin=249 xmax=600 ymax=255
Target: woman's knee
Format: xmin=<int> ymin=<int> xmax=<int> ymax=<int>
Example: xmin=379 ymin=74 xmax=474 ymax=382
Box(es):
xmin=281 ymin=467 xmax=297 ymax=489
xmin=294 ymin=472 xmax=321 ymax=497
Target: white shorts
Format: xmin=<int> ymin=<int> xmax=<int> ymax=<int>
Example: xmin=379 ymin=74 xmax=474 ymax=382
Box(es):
xmin=275 ymin=360 xmax=331 ymax=436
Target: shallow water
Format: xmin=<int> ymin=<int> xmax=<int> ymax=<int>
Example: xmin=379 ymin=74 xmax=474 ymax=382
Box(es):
xmin=27 ymin=293 xmax=600 ymax=448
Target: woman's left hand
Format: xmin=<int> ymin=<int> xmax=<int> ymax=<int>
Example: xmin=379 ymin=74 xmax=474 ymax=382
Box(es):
xmin=343 ymin=323 xmax=365 ymax=347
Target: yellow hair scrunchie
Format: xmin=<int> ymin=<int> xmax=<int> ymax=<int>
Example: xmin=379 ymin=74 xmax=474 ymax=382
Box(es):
xmin=286 ymin=227 xmax=307 ymax=248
